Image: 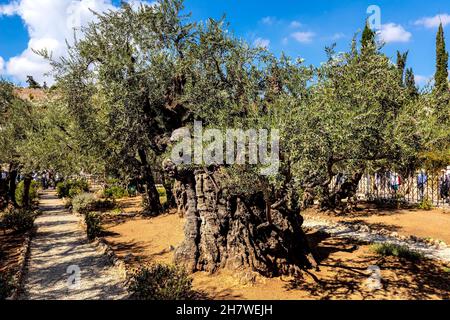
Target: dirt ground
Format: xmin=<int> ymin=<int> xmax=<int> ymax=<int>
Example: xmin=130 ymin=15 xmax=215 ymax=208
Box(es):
xmin=0 ymin=229 xmax=26 ymax=274
xmin=102 ymin=200 xmax=450 ymax=300
xmin=304 ymin=206 xmax=450 ymax=244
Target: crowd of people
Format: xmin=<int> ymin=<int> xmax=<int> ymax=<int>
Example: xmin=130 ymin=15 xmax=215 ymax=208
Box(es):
xmin=0 ymin=169 xmax=61 ymax=191
xmin=334 ymin=167 xmax=450 ymax=205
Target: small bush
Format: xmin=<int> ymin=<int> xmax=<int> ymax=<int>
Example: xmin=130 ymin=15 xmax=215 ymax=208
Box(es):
xmin=127 ymin=185 xmax=137 ymax=197
xmin=417 ymin=197 xmax=433 ymax=211
xmin=0 ymin=271 xmax=14 ymax=300
xmin=72 ymin=193 xmax=96 ymax=215
xmin=2 ymin=208 xmax=36 ymax=232
xmin=371 ymin=243 xmax=423 ymax=261
xmin=56 ymin=180 xmax=89 ymax=199
xmin=15 ymin=180 xmax=39 ymax=207
xmin=157 ymin=186 xmax=167 ymax=206
xmin=128 ymin=264 xmax=194 ymax=300
xmin=106 ymin=178 xmax=121 ymax=185
xmin=85 ymin=212 xmax=102 ymax=240
xmin=104 ymin=186 xmax=128 ymax=200
xmin=93 ymin=199 xmax=116 ymax=211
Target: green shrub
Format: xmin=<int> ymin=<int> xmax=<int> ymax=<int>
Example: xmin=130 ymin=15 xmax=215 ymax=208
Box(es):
xmin=15 ymin=180 xmax=39 ymax=207
xmin=106 ymin=178 xmax=121 ymax=185
xmin=417 ymin=197 xmax=433 ymax=211
xmin=104 ymin=186 xmax=128 ymax=199
xmin=93 ymin=199 xmax=116 ymax=211
xmin=127 ymin=185 xmax=137 ymax=197
xmin=56 ymin=182 xmax=69 ymax=198
xmin=85 ymin=212 xmax=102 ymax=240
xmin=72 ymin=193 xmax=96 ymax=215
xmin=371 ymin=243 xmax=423 ymax=261
xmin=157 ymin=186 xmax=167 ymax=205
xmin=72 ymin=193 xmax=116 ymax=214
xmin=56 ymin=180 xmax=89 ymax=199
xmin=0 ymin=271 xmax=14 ymax=300
xmin=2 ymin=208 xmax=36 ymax=232
xmin=128 ymin=264 xmax=194 ymax=300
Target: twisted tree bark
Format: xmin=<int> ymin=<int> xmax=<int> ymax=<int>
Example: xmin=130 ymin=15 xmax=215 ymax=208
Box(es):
xmin=138 ymin=149 xmax=162 ymax=216
xmin=164 ymin=161 xmax=317 ymax=277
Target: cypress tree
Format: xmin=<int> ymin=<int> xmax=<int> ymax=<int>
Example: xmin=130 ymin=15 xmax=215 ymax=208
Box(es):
xmin=361 ymin=21 xmax=376 ymax=54
xmin=435 ymin=23 xmax=449 ymax=93
xmin=405 ymin=68 xmax=419 ymax=98
xmin=396 ymin=51 xmax=409 ymax=86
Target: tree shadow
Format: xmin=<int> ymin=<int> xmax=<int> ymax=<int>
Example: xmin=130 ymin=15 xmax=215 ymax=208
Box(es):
xmin=285 ymin=233 xmax=450 ymax=300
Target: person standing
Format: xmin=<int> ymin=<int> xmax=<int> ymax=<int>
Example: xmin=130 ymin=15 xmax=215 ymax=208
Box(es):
xmin=440 ymin=169 xmax=450 ymax=203
xmin=417 ymin=170 xmax=428 ymax=201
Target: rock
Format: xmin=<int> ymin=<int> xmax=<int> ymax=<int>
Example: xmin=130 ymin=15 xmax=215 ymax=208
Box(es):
xmin=390 ymin=232 xmax=399 ymax=238
xmin=238 ymin=271 xmax=258 ymax=286
xmin=360 ymin=225 xmax=370 ymax=233
xmin=169 ymin=245 xmax=175 ymax=251
xmin=124 ymin=254 xmax=134 ymax=262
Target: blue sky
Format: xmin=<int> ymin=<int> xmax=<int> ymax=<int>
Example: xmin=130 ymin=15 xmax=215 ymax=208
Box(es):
xmin=1 ymin=0 xmax=449 ymax=86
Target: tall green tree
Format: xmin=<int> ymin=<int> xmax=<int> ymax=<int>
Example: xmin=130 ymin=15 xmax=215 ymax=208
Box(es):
xmin=361 ymin=21 xmax=376 ymax=55
xmin=435 ymin=23 xmax=449 ymax=93
xmin=405 ymin=68 xmax=419 ymax=98
xmin=43 ymin=0 xmax=198 ymax=215
xmin=0 ymin=81 xmax=40 ymax=208
xmin=396 ymin=51 xmax=409 ymax=86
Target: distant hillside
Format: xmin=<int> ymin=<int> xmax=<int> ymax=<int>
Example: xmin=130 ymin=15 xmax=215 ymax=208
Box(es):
xmin=13 ymin=88 xmax=47 ymax=102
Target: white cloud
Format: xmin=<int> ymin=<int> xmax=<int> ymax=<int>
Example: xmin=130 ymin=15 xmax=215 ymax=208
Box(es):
xmin=290 ymin=20 xmax=302 ymax=28
xmin=331 ymin=33 xmax=345 ymax=41
xmin=415 ymin=14 xmax=450 ymax=29
xmin=0 ymin=0 xmax=151 ymax=85
xmin=378 ymin=23 xmax=412 ymax=44
xmin=282 ymin=37 xmax=289 ymax=45
xmin=414 ymin=75 xmax=433 ymax=86
xmin=291 ymin=31 xmax=315 ymax=43
xmin=0 ymin=1 xmax=19 ymax=16
xmin=261 ymin=16 xmax=276 ymax=26
xmin=0 ymin=56 xmax=4 ymax=74
xmin=253 ymin=37 xmax=270 ymax=48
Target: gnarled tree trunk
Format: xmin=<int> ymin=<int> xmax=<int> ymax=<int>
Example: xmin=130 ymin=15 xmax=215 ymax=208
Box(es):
xmin=320 ymin=170 xmax=364 ymax=212
xmin=164 ymin=162 xmax=317 ymax=277
xmin=138 ymin=149 xmax=162 ymax=216
xmin=8 ymin=164 xmax=18 ymax=208
xmin=22 ymin=173 xmax=32 ymax=209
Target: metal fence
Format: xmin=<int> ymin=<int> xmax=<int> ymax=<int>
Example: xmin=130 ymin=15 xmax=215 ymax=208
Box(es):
xmin=349 ymin=171 xmax=450 ymax=208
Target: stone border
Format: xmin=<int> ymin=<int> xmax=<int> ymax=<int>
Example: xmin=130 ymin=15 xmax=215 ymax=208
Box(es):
xmin=6 ymin=227 xmax=35 ymax=300
xmin=91 ymin=238 xmax=128 ymax=281
xmin=303 ymin=216 xmax=450 ymax=265
xmin=73 ymin=210 xmax=129 ymax=284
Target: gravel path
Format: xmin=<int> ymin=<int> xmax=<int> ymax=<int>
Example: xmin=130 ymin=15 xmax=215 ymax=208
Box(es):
xmin=20 ymin=191 xmax=128 ymax=300
xmin=303 ymin=217 xmax=450 ymax=264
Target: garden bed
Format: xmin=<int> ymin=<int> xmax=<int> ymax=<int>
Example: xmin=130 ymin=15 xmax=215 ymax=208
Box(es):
xmin=0 ymin=227 xmax=33 ymax=299
xmin=100 ymin=209 xmax=450 ymax=300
